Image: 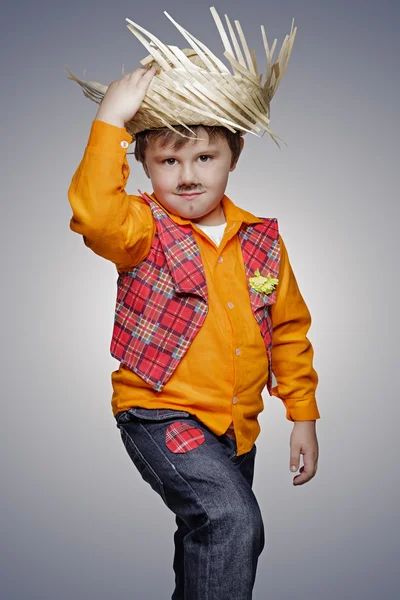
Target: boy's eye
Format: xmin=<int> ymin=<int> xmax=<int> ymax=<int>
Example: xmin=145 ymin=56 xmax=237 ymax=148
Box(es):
xmin=162 ymin=155 xmax=213 ymax=165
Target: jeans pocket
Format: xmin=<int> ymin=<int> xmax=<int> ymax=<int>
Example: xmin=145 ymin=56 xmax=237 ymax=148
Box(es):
xmin=232 ymin=453 xmax=247 ymax=466
xmin=115 ymin=407 xmax=191 ymax=427
xmin=230 ymin=442 xmax=257 ymax=466
xmin=120 ymin=426 xmax=168 ymax=505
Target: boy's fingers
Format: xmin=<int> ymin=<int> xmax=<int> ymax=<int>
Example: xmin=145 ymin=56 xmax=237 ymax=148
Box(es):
xmin=293 ymin=466 xmax=307 ymax=485
xmin=290 ymin=448 xmax=300 ymax=472
xmin=293 ymin=455 xmax=317 ymax=485
xmin=131 ymin=66 xmax=156 ymax=84
xmin=126 ymin=66 xmax=152 ymax=79
xmin=138 ymin=68 xmax=157 ymax=87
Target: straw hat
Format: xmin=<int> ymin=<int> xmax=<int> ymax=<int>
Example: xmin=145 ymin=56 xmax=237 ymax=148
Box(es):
xmin=65 ymin=6 xmax=297 ymax=148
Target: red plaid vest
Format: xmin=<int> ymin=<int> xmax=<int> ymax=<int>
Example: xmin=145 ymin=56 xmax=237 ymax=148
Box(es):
xmin=110 ymin=193 xmax=280 ymax=393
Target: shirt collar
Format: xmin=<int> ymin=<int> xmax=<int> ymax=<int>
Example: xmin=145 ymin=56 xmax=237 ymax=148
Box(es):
xmin=145 ymin=192 xmax=263 ymax=227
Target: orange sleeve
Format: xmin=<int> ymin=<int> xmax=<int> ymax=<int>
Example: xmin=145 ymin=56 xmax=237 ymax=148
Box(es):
xmin=270 ymin=235 xmax=321 ymax=422
xmin=67 ymin=119 xmax=155 ymax=270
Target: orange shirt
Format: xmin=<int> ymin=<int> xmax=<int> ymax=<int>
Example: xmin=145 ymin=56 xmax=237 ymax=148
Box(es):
xmin=68 ymin=119 xmax=321 ymax=455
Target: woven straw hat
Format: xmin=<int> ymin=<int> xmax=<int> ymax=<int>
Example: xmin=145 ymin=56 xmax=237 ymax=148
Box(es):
xmin=66 ymin=6 xmax=297 ymax=148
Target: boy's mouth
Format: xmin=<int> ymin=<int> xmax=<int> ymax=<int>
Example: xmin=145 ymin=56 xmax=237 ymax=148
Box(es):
xmin=178 ymin=192 xmax=204 ymax=198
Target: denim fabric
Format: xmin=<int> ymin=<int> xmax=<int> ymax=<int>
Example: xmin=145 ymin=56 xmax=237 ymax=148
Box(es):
xmin=115 ymin=407 xmax=265 ymax=600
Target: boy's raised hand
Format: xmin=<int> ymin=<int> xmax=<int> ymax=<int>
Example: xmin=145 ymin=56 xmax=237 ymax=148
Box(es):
xmin=95 ymin=65 xmax=157 ymax=129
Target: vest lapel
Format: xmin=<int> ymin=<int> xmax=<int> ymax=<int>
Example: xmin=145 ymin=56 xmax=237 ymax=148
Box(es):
xmin=238 ymin=221 xmax=280 ymax=311
xmin=139 ymin=192 xmax=208 ymax=301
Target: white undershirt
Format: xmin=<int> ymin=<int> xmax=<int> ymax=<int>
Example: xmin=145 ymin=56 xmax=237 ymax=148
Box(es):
xmin=194 ymin=221 xmax=227 ymax=246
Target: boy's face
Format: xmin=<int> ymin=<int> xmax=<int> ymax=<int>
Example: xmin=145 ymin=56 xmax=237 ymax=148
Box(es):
xmin=142 ymin=127 xmax=244 ymax=225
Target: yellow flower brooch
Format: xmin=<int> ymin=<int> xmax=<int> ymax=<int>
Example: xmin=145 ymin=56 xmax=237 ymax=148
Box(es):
xmin=249 ymin=269 xmax=279 ymax=294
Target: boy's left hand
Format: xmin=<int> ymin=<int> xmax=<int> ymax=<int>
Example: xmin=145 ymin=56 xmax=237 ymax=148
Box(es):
xmin=289 ymin=420 xmax=319 ymax=485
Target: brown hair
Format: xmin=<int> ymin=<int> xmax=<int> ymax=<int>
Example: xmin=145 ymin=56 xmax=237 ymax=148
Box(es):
xmin=133 ymin=124 xmax=244 ymax=169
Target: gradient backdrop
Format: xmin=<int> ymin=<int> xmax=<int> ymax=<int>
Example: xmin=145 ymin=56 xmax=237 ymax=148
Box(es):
xmin=1 ymin=0 xmax=399 ymax=598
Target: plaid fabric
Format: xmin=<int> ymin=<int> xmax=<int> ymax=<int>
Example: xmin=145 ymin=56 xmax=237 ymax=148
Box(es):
xmin=165 ymin=421 xmax=206 ymax=453
xmin=237 ymin=220 xmax=280 ymax=394
xmin=110 ymin=193 xmax=280 ymax=394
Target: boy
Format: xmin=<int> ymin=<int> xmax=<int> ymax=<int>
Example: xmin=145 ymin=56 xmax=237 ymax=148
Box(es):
xmin=67 ymin=10 xmax=320 ymax=599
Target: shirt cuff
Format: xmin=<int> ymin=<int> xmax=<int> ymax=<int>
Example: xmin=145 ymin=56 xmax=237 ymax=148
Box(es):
xmin=86 ymin=119 xmax=133 ymax=154
xmin=270 ymin=387 xmax=321 ymax=421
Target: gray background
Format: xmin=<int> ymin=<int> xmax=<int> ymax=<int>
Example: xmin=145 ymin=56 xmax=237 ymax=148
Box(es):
xmin=1 ymin=0 xmax=399 ymax=598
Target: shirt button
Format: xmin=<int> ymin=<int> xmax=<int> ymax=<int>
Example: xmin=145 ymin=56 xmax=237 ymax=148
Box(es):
xmin=120 ymin=140 xmax=129 ymax=148
xmin=217 ymin=256 xmax=224 ymax=263
xmin=232 ymin=396 xmax=238 ymax=404
xmin=235 ymin=348 xmax=241 ymax=356
xmin=227 ymin=302 xmax=234 ymax=309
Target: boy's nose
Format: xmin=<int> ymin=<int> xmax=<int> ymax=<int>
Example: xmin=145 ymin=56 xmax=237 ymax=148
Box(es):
xmin=178 ymin=164 xmax=200 ymax=187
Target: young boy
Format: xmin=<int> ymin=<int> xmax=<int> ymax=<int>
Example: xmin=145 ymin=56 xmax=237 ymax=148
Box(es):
xmin=67 ymin=12 xmax=320 ymax=598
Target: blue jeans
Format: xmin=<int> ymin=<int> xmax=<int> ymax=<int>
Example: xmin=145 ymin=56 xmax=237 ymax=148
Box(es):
xmin=114 ymin=406 xmax=265 ymax=600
